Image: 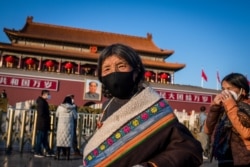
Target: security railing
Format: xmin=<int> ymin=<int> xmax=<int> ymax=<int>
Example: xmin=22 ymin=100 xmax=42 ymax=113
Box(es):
xmin=0 ymin=107 xmax=201 ymax=154
xmin=0 ymin=107 xmax=101 ymax=154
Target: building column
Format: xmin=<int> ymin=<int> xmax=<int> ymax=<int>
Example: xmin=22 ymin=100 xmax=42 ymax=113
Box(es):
xmin=77 ymin=62 xmax=81 ymax=74
xmin=171 ymin=73 xmax=174 ymax=84
xmin=155 ymin=71 xmax=158 ymax=83
xmin=37 ymin=57 xmax=42 ymax=71
xmin=17 ymin=55 xmax=22 ymax=69
xmin=57 ymin=59 xmax=62 ymax=73
xmin=0 ymin=54 xmax=2 ymax=67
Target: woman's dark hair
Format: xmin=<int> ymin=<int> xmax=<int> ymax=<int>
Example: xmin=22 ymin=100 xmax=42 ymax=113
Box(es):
xmin=41 ymin=89 xmax=50 ymax=96
xmin=222 ymin=73 xmax=249 ymax=99
xmin=200 ymin=106 xmax=206 ymax=112
xmin=97 ymin=43 xmax=145 ymax=98
xmin=62 ymin=96 xmax=73 ymax=105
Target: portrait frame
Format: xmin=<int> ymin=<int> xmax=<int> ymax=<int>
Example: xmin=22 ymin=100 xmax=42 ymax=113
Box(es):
xmin=83 ymin=79 xmax=102 ymax=101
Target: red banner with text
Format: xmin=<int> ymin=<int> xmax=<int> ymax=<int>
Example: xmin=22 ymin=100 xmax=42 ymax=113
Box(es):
xmin=0 ymin=74 xmax=58 ymax=91
xmin=155 ymin=89 xmax=213 ymax=104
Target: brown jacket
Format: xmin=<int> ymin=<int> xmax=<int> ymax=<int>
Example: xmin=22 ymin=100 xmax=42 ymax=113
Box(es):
xmin=204 ymin=98 xmax=250 ymax=165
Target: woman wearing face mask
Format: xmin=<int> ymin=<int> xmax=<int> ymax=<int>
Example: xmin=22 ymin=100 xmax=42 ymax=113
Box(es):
xmin=204 ymin=73 xmax=250 ymax=167
xmin=82 ymin=43 xmax=203 ymax=167
xmin=55 ymin=96 xmax=78 ymax=160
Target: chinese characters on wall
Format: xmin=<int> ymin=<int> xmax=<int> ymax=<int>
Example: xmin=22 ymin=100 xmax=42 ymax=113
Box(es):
xmin=0 ymin=74 xmax=58 ymax=91
xmin=155 ymin=89 xmax=212 ymax=104
xmin=0 ymin=74 xmax=213 ymax=104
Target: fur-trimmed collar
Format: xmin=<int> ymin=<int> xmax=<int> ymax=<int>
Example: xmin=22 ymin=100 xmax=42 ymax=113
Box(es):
xmin=84 ymin=86 xmax=161 ymax=157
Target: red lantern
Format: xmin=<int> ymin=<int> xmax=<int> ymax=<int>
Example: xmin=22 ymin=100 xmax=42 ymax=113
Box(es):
xmin=5 ymin=55 xmax=14 ymax=63
xmin=161 ymin=73 xmax=168 ymax=79
xmin=25 ymin=58 xmax=34 ymax=65
xmin=45 ymin=60 xmax=54 ymax=67
xmin=90 ymin=46 xmax=97 ymax=53
xmin=65 ymin=62 xmax=73 ymax=69
xmin=144 ymin=71 xmax=152 ymax=77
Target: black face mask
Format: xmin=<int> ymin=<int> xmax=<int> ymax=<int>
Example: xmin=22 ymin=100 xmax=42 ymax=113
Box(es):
xmin=101 ymin=71 xmax=135 ymax=99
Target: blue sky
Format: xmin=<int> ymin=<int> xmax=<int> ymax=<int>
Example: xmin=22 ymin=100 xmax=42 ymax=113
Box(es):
xmin=1 ymin=0 xmax=249 ymax=90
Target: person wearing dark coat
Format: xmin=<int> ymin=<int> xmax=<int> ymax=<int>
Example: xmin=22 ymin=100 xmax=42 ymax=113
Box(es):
xmin=83 ymin=43 xmax=203 ymax=167
xmin=69 ymin=94 xmax=82 ymax=156
xmin=205 ymin=73 xmax=250 ymax=166
xmin=34 ymin=90 xmax=54 ymax=157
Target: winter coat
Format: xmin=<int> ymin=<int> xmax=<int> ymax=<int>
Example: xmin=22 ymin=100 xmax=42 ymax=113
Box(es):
xmin=36 ymin=96 xmax=51 ymax=131
xmin=205 ymin=99 xmax=250 ymax=166
xmin=56 ymin=103 xmax=78 ymax=147
xmin=83 ymin=87 xmax=203 ymax=167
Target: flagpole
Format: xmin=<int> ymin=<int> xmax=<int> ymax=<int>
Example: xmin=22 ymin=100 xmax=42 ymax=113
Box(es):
xmin=201 ymin=77 xmax=203 ymax=88
xmin=216 ymin=71 xmax=221 ymax=90
xmin=216 ymin=79 xmax=219 ymax=90
xmin=216 ymin=71 xmax=218 ymax=90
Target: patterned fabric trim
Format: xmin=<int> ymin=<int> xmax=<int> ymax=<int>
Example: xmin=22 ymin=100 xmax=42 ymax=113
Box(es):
xmin=83 ymin=99 xmax=176 ymax=166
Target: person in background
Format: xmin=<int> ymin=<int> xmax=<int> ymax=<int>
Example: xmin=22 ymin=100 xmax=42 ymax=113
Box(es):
xmin=34 ymin=90 xmax=55 ymax=157
xmin=1 ymin=89 xmax=7 ymax=98
xmin=205 ymin=73 xmax=250 ymax=167
xmin=84 ymin=81 xmax=100 ymax=100
xmin=82 ymin=43 xmax=203 ymax=167
xmin=69 ymin=94 xmax=82 ymax=156
xmin=55 ymin=96 xmax=78 ymax=160
xmin=197 ymin=106 xmax=209 ymax=159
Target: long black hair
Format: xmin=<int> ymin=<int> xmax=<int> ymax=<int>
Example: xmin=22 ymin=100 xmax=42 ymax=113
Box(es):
xmin=97 ymin=43 xmax=145 ymax=98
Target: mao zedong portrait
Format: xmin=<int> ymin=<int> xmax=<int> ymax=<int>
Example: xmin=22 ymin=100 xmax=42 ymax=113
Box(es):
xmin=84 ymin=80 xmax=100 ymax=100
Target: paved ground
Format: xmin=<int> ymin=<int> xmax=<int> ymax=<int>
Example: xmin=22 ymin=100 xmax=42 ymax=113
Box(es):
xmin=0 ymin=150 xmax=217 ymax=167
xmin=0 ymin=151 xmax=83 ymax=167
xmin=0 ymin=140 xmax=218 ymax=167
xmin=201 ymin=159 xmax=218 ymax=167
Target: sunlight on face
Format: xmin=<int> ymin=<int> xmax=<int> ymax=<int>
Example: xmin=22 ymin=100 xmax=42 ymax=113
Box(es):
xmin=221 ymin=81 xmax=241 ymax=94
xmin=101 ymin=55 xmax=133 ymax=77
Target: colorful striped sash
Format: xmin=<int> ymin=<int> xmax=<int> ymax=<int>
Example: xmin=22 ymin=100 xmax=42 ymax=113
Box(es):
xmin=83 ymin=98 xmax=177 ymax=166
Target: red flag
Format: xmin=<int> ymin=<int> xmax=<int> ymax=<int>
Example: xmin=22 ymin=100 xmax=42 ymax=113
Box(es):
xmin=201 ymin=69 xmax=208 ymax=81
xmin=217 ymin=71 xmax=221 ymax=83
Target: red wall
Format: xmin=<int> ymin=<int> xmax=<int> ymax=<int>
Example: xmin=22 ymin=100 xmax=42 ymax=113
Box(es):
xmin=168 ymin=101 xmax=211 ymax=113
xmin=0 ymin=80 xmax=103 ymax=108
xmin=0 ymin=76 xmax=215 ymax=112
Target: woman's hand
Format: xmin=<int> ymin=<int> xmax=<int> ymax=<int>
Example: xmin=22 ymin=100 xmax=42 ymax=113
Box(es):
xmin=213 ymin=90 xmax=233 ymax=105
xmin=213 ymin=93 xmax=223 ymax=105
xmin=221 ymin=90 xmax=234 ymax=102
